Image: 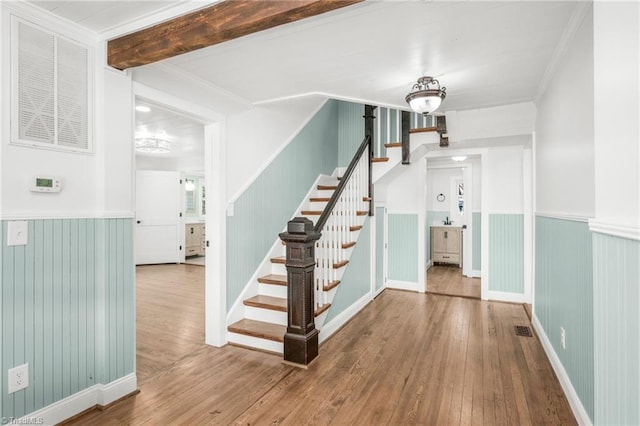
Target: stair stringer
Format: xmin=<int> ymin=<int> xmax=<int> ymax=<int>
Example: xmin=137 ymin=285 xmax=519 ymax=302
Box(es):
xmin=372 ymin=130 xmax=439 ymax=183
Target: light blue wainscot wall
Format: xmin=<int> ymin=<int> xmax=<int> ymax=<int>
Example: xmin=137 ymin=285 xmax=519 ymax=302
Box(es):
xmin=325 ymin=218 xmax=371 ymax=322
xmin=426 ymin=211 xmax=449 ymax=263
xmin=375 ymin=207 xmax=385 ymax=291
xmin=592 ymin=232 xmax=639 ymax=425
xmin=534 ymin=216 xmax=594 ymax=421
xmin=0 ymin=218 xmax=135 ymax=420
xmin=488 ymin=214 xmax=524 ymax=294
xmin=226 ymin=100 xmax=340 ymax=310
xmin=388 ymin=214 xmax=418 ymax=284
xmin=472 ymin=212 xmax=481 ymax=271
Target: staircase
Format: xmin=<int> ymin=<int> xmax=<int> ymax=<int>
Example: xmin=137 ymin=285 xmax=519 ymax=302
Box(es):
xmin=226 ymin=174 xmax=369 ymax=353
xmin=226 ymin=111 xmax=439 ymax=356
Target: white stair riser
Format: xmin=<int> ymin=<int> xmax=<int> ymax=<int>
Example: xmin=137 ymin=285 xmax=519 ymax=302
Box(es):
xmin=245 ymin=306 xmax=287 ymax=325
xmin=270 ymin=263 xmax=287 ymax=275
xmin=259 ymin=283 xmax=287 ymax=299
xmin=227 ymin=332 xmax=283 ymax=354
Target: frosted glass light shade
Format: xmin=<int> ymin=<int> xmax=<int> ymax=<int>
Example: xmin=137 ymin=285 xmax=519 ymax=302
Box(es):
xmin=135 ymin=137 xmax=171 ymax=154
xmin=407 ymin=93 xmax=443 ymax=115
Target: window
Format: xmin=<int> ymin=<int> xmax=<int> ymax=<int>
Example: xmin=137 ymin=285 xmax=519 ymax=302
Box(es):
xmin=11 ymin=17 xmax=92 ymax=153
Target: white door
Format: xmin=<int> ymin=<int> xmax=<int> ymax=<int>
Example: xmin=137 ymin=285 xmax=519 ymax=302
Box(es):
xmin=135 ymin=170 xmax=181 ymax=265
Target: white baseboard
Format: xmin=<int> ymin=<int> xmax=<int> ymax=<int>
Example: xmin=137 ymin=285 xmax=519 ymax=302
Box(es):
xmin=486 ymin=290 xmax=528 ymax=303
xmin=387 ymin=279 xmax=421 ymax=292
xmin=17 ymin=373 xmax=137 ymax=426
xmin=531 ymin=315 xmax=592 ymax=425
xmin=469 ymin=269 xmax=481 ymax=278
xmin=319 ymin=292 xmax=372 ymax=343
xmin=426 ymin=260 xmax=433 ymax=269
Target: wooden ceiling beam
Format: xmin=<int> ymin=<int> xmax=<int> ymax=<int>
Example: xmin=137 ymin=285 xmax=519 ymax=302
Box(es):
xmin=107 ymin=0 xmax=363 ymax=70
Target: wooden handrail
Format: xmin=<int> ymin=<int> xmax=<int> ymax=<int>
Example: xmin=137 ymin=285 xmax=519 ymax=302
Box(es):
xmin=314 ymin=134 xmax=371 ymax=233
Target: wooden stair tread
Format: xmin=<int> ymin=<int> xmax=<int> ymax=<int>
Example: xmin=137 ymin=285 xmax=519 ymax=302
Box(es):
xmin=333 ymin=260 xmax=349 ymax=269
xmin=310 ymin=197 xmax=331 ymax=202
xmin=317 ymin=185 xmax=337 ymax=190
xmin=270 ymin=256 xmax=286 ymax=264
xmin=244 ymin=295 xmax=287 ymax=312
xmin=350 ymin=225 xmax=363 ymax=231
xmin=323 ymin=280 xmax=340 ymax=291
xmin=385 ymin=142 xmax=402 ymax=148
xmin=363 ymin=197 xmax=371 ymax=202
xmin=342 ymin=241 xmax=356 ymax=249
xmin=409 ymin=126 xmax=437 ymax=134
xmin=257 ymin=274 xmax=287 ymax=286
xmin=301 ymin=210 xmax=322 ymax=215
xmin=228 ymin=319 xmax=285 ymax=342
xmin=372 ymin=157 xmax=389 ymax=163
xmin=315 ymin=303 xmax=331 ymax=317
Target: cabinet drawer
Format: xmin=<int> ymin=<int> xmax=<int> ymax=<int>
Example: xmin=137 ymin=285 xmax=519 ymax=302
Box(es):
xmin=186 ymin=247 xmax=198 ymax=255
xmin=433 ymin=253 xmax=460 ymax=264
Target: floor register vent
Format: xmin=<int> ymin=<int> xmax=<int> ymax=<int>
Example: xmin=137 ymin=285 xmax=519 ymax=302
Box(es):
xmin=514 ymin=325 xmax=533 ymax=337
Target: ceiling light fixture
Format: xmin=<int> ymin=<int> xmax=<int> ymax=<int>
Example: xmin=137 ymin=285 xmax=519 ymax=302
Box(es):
xmin=135 ymin=137 xmax=171 ymax=154
xmin=136 ymin=105 xmax=151 ymax=112
xmin=451 ymin=156 xmax=467 ymax=162
xmin=405 ymin=76 xmax=446 ymax=115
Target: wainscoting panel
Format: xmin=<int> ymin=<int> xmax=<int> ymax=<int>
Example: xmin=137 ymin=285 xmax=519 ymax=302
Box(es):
xmin=227 ymin=100 xmax=339 ymax=310
xmin=472 ymin=212 xmax=482 ymax=271
xmin=375 ymin=208 xmax=385 ymax=291
xmin=388 ymin=214 xmax=418 ymax=283
xmin=488 ymin=214 xmax=524 ymax=293
xmin=0 ymin=218 xmax=134 ymax=420
xmin=534 ymin=216 xmax=593 ymax=421
xmin=592 ymin=232 xmax=639 ymax=425
xmin=325 ymin=219 xmax=371 ymax=323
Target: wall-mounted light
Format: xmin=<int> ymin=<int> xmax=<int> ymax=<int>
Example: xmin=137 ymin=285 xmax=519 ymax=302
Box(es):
xmin=135 ymin=105 xmax=151 ymax=112
xmin=405 ymin=76 xmax=446 ymax=115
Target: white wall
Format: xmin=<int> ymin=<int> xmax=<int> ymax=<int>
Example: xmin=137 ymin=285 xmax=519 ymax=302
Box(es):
xmin=225 ymin=96 xmax=327 ymax=202
xmin=382 ymin=160 xmax=421 ymax=214
xmin=446 ymin=102 xmax=536 ymax=143
xmin=486 ymin=146 xmax=526 ymax=213
xmin=472 ymin=157 xmax=482 ymax=209
xmin=536 ymin=6 xmax=594 ymax=218
xmin=593 ymin=2 xmax=639 ymax=229
xmin=426 ymin=168 xmax=462 ymax=211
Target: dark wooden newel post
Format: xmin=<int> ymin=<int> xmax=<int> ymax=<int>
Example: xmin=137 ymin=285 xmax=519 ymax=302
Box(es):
xmin=363 ymin=104 xmax=376 ymax=216
xmin=279 ymin=217 xmax=321 ymax=366
xmin=401 ymin=110 xmax=411 ymax=165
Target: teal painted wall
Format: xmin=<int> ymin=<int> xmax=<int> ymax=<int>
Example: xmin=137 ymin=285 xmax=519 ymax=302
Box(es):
xmin=534 ymin=216 xmax=593 ymax=421
xmin=488 ymin=214 xmax=524 ymax=293
xmin=325 ymin=219 xmax=371 ymax=322
xmin=338 ymin=101 xmax=364 ymax=167
xmin=592 ymin=232 xmax=639 ymax=425
xmin=226 ymin=100 xmax=340 ymax=310
xmin=375 ymin=207 xmax=385 ymax=291
xmin=388 ymin=214 xmax=418 ymax=283
xmin=472 ymin=212 xmax=482 ymax=271
xmin=0 ymin=218 xmax=134 ymax=419
xmin=426 ymin=211 xmax=449 ymax=262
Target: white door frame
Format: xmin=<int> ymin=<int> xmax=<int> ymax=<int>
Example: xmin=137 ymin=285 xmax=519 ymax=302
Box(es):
xmin=132 ymin=83 xmax=228 ymax=347
xmin=418 ymin=148 xmax=488 ymax=299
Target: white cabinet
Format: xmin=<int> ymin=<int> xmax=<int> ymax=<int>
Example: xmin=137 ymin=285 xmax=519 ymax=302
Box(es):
xmin=431 ymin=226 xmax=462 ymax=267
xmin=185 ymin=223 xmax=206 ymax=256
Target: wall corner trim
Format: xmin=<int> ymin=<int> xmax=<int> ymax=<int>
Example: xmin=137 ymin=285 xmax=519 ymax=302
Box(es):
xmin=588 ymin=220 xmax=640 ymax=241
xmin=16 ymin=373 xmax=137 ymax=426
xmin=532 ymin=315 xmax=593 ymax=426
xmin=535 ymin=211 xmax=591 ymax=223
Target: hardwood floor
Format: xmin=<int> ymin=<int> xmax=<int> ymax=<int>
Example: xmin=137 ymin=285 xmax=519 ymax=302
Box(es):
xmin=427 ymin=264 xmax=481 ymax=299
xmin=65 ymin=265 xmax=574 ymax=425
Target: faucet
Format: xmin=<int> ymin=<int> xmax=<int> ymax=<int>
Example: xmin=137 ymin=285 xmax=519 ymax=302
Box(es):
xmin=444 ymin=216 xmax=451 ymax=225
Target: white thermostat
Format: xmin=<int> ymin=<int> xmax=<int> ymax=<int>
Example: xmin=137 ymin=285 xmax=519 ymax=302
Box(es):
xmin=30 ymin=176 xmax=61 ymax=193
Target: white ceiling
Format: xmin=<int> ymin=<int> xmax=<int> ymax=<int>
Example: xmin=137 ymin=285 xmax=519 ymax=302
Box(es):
xmin=26 ymin=0 xmax=583 ymax=158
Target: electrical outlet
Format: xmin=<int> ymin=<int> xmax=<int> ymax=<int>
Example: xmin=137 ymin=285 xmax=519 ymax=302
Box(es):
xmin=560 ymin=327 xmax=566 ymax=350
xmin=8 ymin=363 xmax=29 ymax=394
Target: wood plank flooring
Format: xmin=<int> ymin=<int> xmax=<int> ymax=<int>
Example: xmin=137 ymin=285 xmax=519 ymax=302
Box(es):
xmin=427 ymin=264 xmax=481 ymax=299
xmin=65 ymin=265 xmax=574 ymax=425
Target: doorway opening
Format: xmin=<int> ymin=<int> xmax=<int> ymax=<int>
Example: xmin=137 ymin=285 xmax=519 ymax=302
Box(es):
xmin=424 ymin=155 xmax=482 ymax=299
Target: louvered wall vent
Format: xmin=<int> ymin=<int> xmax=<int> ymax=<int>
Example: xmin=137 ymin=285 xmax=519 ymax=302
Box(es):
xmin=514 ymin=325 xmax=533 ymax=337
xmin=11 ymin=17 xmax=92 ymax=153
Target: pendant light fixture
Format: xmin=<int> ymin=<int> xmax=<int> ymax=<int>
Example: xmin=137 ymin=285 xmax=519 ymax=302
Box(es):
xmin=405 ymin=76 xmax=446 ymax=115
